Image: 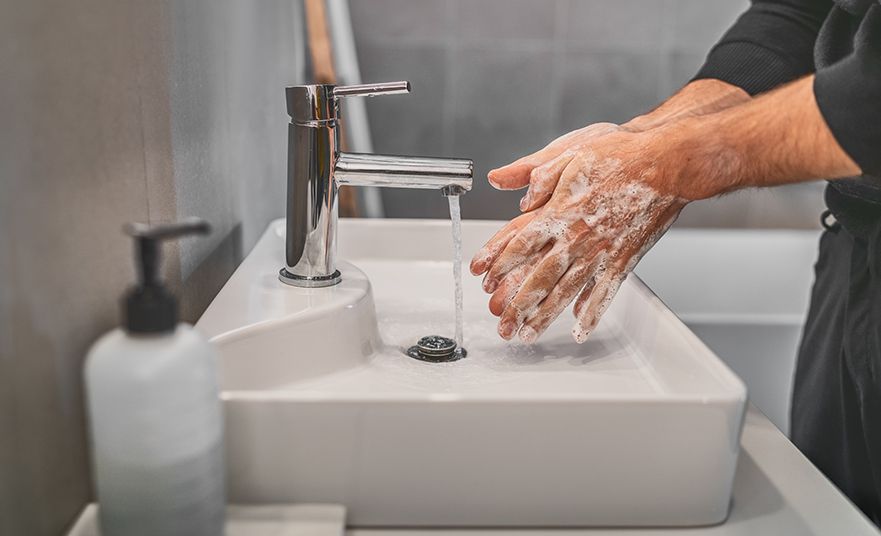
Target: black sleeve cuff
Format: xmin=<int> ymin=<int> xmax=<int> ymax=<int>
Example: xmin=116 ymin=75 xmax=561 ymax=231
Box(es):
xmin=815 ymin=52 xmax=881 ymax=177
xmin=694 ymin=42 xmax=806 ymax=96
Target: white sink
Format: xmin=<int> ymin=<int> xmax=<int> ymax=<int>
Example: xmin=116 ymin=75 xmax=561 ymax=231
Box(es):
xmin=197 ymin=218 xmax=747 ymax=528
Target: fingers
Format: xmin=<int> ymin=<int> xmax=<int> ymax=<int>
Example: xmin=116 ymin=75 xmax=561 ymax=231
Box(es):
xmin=484 ymin=220 xmax=554 ymax=293
xmin=572 ymin=255 xmax=606 ymax=319
xmin=497 ymin=247 xmax=573 ymax=340
xmin=520 ymin=125 xmax=618 ymax=212
xmin=487 ymin=161 xmax=534 ymax=191
xmin=496 ymin=222 xmax=597 ymax=339
xmin=520 ymin=151 xmax=576 ymax=212
xmin=488 ymin=244 xmax=552 ymax=316
xmin=470 ymin=211 xmax=538 ymax=276
xmin=487 ymin=122 xmax=620 ymax=192
xmin=519 ymin=246 xmax=612 ymax=342
xmin=488 ymin=264 xmax=531 ymax=316
xmin=569 ymin=204 xmax=681 ymax=342
xmin=572 ymin=267 xmax=625 ymax=343
xmin=516 ymin=257 xmax=593 ymax=343
xmin=487 ymin=141 xmax=572 ymax=191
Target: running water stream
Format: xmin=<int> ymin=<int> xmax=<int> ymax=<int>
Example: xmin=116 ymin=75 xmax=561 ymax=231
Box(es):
xmin=448 ymin=194 xmax=464 ymax=347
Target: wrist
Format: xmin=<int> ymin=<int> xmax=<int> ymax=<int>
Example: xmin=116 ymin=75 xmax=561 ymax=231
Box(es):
xmin=622 ymin=114 xmax=657 ymax=133
xmin=623 ymin=80 xmax=751 ymax=134
xmin=640 ymin=116 xmax=745 ymax=201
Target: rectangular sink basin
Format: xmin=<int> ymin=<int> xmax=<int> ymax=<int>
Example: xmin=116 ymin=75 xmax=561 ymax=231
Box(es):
xmin=197 ymin=218 xmax=747 ymax=527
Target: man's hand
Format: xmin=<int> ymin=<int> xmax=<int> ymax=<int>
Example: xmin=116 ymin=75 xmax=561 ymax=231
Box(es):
xmin=487 ymin=123 xmax=623 ymax=212
xmin=471 ymin=76 xmax=859 ymax=345
xmin=486 ymin=80 xmax=751 ymax=214
xmin=472 ymin=130 xmax=686 ymax=343
xmin=471 ymin=79 xmax=750 ymax=344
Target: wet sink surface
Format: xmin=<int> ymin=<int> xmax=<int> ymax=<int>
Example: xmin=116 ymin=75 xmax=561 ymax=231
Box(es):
xmin=197 ymin=218 xmax=747 ymax=528
xmin=322 ymin=259 xmax=674 ymax=398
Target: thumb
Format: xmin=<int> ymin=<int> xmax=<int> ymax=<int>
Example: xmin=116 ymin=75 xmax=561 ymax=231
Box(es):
xmin=487 ymin=161 xmax=533 ymax=190
xmin=488 ymin=146 xmax=566 ymax=190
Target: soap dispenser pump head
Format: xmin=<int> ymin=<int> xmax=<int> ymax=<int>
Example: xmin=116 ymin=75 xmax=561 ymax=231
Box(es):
xmin=122 ymin=218 xmax=211 ymax=334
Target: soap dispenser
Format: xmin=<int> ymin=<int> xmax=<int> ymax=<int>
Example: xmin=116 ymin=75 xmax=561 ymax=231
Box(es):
xmin=84 ymin=218 xmax=225 ymax=536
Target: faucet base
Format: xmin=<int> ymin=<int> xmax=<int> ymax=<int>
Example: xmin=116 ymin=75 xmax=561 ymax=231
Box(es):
xmin=278 ymin=268 xmax=342 ymax=288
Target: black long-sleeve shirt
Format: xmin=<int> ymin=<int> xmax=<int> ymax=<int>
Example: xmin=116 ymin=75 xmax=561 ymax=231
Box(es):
xmin=695 ymin=0 xmax=881 ymax=203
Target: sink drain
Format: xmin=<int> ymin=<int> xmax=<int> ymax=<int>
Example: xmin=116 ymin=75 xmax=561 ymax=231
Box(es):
xmin=406 ymin=335 xmax=467 ymax=363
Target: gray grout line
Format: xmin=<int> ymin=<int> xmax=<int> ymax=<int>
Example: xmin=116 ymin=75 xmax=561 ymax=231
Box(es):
xmin=656 ymin=0 xmax=676 ymax=102
xmin=360 ymin=36 xmax=557 ymax=51
xmin=441 ymin=0 xmax=457 ymax=156
xmin=548 ymin=0 xmax=570 ymax=139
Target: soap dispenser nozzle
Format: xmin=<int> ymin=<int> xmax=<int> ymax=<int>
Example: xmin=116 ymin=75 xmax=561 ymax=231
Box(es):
xmin=122 ymin=217 xmax=211 ymax=334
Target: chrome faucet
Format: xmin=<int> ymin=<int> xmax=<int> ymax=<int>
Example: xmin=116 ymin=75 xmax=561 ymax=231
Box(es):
xmin=280 ymin=81 xmax=473 ymax=287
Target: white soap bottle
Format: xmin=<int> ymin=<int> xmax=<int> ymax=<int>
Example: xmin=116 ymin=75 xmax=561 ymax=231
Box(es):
xmin=85 ymin=218 xmax=225 ymax=536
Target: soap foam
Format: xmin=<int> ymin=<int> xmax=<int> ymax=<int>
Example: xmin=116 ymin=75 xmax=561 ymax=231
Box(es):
xmin=495 ymin=154 xmax=684 ymax=344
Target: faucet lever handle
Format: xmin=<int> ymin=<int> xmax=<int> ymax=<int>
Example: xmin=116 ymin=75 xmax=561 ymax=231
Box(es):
xmin=333 ymin=81 xmax=411 ymax=99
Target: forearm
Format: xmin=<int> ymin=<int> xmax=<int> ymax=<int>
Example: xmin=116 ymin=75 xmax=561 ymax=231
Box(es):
xmin=487 ymin=79 xmax=751 ymax=194
xmin=624 ymin=79 xmax=750 ymax=132
xmin=651 ymin=75 xmax=860 ymax=201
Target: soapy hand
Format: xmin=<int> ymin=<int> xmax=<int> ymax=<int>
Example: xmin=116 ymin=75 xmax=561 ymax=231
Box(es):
xmin=471 ymin=130 xmax=688 ymax=343
xmin=487 ymin=122 xmax=624 ymax=212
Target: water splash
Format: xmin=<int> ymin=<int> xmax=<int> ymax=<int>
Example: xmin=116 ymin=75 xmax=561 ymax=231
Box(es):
xmin=448 ymin=194 xmax=464 ymax=347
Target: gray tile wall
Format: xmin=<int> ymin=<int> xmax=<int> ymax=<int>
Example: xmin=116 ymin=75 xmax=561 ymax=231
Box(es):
xmin=352 ymin=0 xmax=825 ymax=228
xmin=0 ymin=1 xmax=300 ymax=533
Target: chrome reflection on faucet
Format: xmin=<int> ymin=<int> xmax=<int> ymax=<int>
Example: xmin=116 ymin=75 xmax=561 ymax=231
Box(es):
xmin=281 ymin=81 xmax=473 ymax=287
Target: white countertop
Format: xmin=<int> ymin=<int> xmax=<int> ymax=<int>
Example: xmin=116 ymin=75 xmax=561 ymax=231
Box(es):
xmin=348 ymin=405 xmax=879 ymax=536
xmin=67 ymin=405 xmax=879 ymax=535
xmin=68 ymin=504 xmax=347 ymax=536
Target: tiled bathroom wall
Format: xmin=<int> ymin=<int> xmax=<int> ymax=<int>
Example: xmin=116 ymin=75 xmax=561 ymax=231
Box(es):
xmin=351 ymin=0 xmax=826 ymax=228
xmin=0 ymin=1 xmax=301 ymax=533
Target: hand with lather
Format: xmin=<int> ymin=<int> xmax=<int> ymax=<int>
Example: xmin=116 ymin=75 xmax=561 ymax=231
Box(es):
xmin=471 ymin=78 xmax=860 ymax=343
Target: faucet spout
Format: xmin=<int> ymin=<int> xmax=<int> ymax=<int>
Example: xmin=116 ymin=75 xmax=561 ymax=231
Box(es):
xmin=280 ymin=81 xmax=474 ymax=288
xmin=335 ymin=153 xmax=472 ymax=192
